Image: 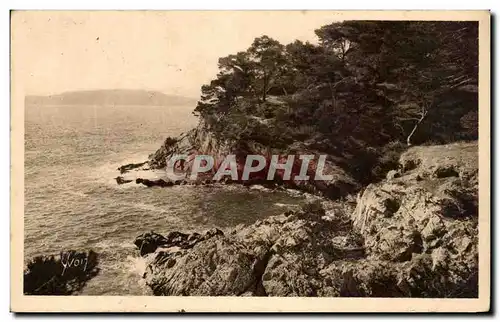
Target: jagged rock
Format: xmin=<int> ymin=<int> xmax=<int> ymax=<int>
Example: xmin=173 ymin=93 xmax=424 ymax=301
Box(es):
xmin=398 ymin=142 xmax=478 ymax=181
xmin=420 ymin=215 xmax=446 ymax=245
xmin=135 ymin=229 xmax=225 ymax=257
xmin=205 ymin=228 xmax=224 ymax=239
xmin=23 ymin=250 xmax=99 ymax=295
xmin=145 ymin=237 xmax=258 ymax=296
xmin=136 ymin=178 xmax=174 ymax=188
xmin=115 ymin=176 xmax=133 ymax=185
xmin=352 ymin=143 xmax=477 ymax=262
xmin=137 ymin=142 xmax=478 ymax=298
xmin=134 ymin=232 xmax=169 ymax=256
xmin=117 ymin=161 xmax=147 ymax=174
xmin=139 ymin=201 xmax=364 ymax=297
xmin=318 ymin=260 xmax=406 ymax=297
xmin=396 ymin=252 xmax=478 ymax=298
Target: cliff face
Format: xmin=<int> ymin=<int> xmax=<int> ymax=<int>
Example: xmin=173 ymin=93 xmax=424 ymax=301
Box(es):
xmin=148 ymin=119 xmax=360 ymax=198
xmin=149 ymin=120 xmax=222 ymax=169
xmin=136 ymin=141 xmax=478 ymax=297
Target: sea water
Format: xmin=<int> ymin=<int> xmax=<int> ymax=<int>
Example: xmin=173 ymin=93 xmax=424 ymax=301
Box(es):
xmin=24 ymin=103 xmax=305 ymax=295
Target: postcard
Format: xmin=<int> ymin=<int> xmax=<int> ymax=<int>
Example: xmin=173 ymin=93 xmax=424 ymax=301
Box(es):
xmin=10 ymin=10 xmax=490 ymax=312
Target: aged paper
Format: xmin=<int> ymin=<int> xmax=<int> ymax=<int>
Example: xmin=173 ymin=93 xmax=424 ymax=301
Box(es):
xmin=11 ymin=10 xmax=490 ymax=312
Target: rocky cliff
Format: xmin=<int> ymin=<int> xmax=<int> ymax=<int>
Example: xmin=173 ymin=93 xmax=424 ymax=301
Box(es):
xmin=134 ymin=141 xmax=478 ymax=297
xmin=143 ymin=119 xmax=360 ymax=198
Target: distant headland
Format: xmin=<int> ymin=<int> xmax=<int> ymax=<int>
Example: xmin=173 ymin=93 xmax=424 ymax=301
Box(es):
xmin=25 ymin=89 xmax=198 ymax=107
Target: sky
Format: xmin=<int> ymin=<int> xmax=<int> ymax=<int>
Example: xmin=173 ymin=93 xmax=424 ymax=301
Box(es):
xmin=11 ymin=11 xmax=342 ymax=98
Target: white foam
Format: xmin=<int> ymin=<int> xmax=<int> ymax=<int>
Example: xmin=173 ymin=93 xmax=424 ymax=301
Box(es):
xmin=126 ymin=255 xmax=148 ymax=276
xmin=249 ymin=184 xmax=271 ymax=192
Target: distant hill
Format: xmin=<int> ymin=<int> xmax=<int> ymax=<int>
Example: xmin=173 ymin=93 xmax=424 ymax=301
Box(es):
xmin=25 ymin=90 xmax=198 ymax=107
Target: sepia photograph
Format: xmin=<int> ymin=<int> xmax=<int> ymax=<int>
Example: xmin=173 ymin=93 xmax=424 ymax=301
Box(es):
xmin=10 ymin=10 xmax=490 ymax=312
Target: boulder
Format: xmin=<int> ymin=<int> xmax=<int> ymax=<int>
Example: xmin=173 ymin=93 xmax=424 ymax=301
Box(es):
xmin=23 ymin=250 xmax=99 ymax=295
xmin=134 ymin=232 xmax=169 ymax=256
xmin=134 ymin=229 xmax=223 ymax=257
xmin=145 ymin=237 xmax=258 ymax=296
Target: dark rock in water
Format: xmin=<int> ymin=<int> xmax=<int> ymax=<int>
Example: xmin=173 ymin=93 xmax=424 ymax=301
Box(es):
xmin=136 ymin=178 xmax=174 ymax=188
xmin=147 ymin=121 xmax=360 ymax=197
xmin=134 ymin=229 xmax=226 ymax=257
xmin=205 ymin=228 xmax=224 ymax=239
xmin=115 ymin=176 xmax=133 ymax=185
xmin=23 ymin=250 xmax=99 ymax=295
xmin=118 ymin=161 xmax=147 ymax=174
xmin=135 ymin=232 xmax=170 ymax=256
xmin=164 ymin=136 xmax=178 ymax=149
xmin=187 ymin=232 xmax=201 ymax=242
xmin=165 ymin=231 xmax=189 ymax=246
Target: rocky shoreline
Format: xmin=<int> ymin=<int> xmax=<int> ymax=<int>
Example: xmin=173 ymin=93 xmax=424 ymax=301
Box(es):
xmin=130 ymin=141 xmax=478 ymax=297
xmin=114 ymin=122 xmax=361 ymax=199
xmin=23 ymin=140 xmax=478 ymax=297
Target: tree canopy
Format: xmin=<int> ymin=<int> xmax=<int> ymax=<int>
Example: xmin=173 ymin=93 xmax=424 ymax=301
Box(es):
xmin=191 ymin=20 xmax=478 ymax=180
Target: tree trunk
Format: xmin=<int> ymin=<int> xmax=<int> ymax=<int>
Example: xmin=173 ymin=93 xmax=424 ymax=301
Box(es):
xmin=406 ymin=110 xmax=428 ymax=146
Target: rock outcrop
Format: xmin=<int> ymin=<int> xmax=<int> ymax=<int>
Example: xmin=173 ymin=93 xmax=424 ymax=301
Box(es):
xmin=117 ymin=118 xmax=364 ymax=198
xmin=23 ymin=250 xmax=99 ymax=295
xmin=142 ymin=120 xmax=360 ymax=198
xmin=136 ymin=178 xmax=174 ymax=188
xmin=134 ymin=142 xmax=478 ymax=297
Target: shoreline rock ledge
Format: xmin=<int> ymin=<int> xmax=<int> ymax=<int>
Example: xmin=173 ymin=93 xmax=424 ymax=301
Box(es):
xmin=133 ymin=142 xmax=478 ymax=297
